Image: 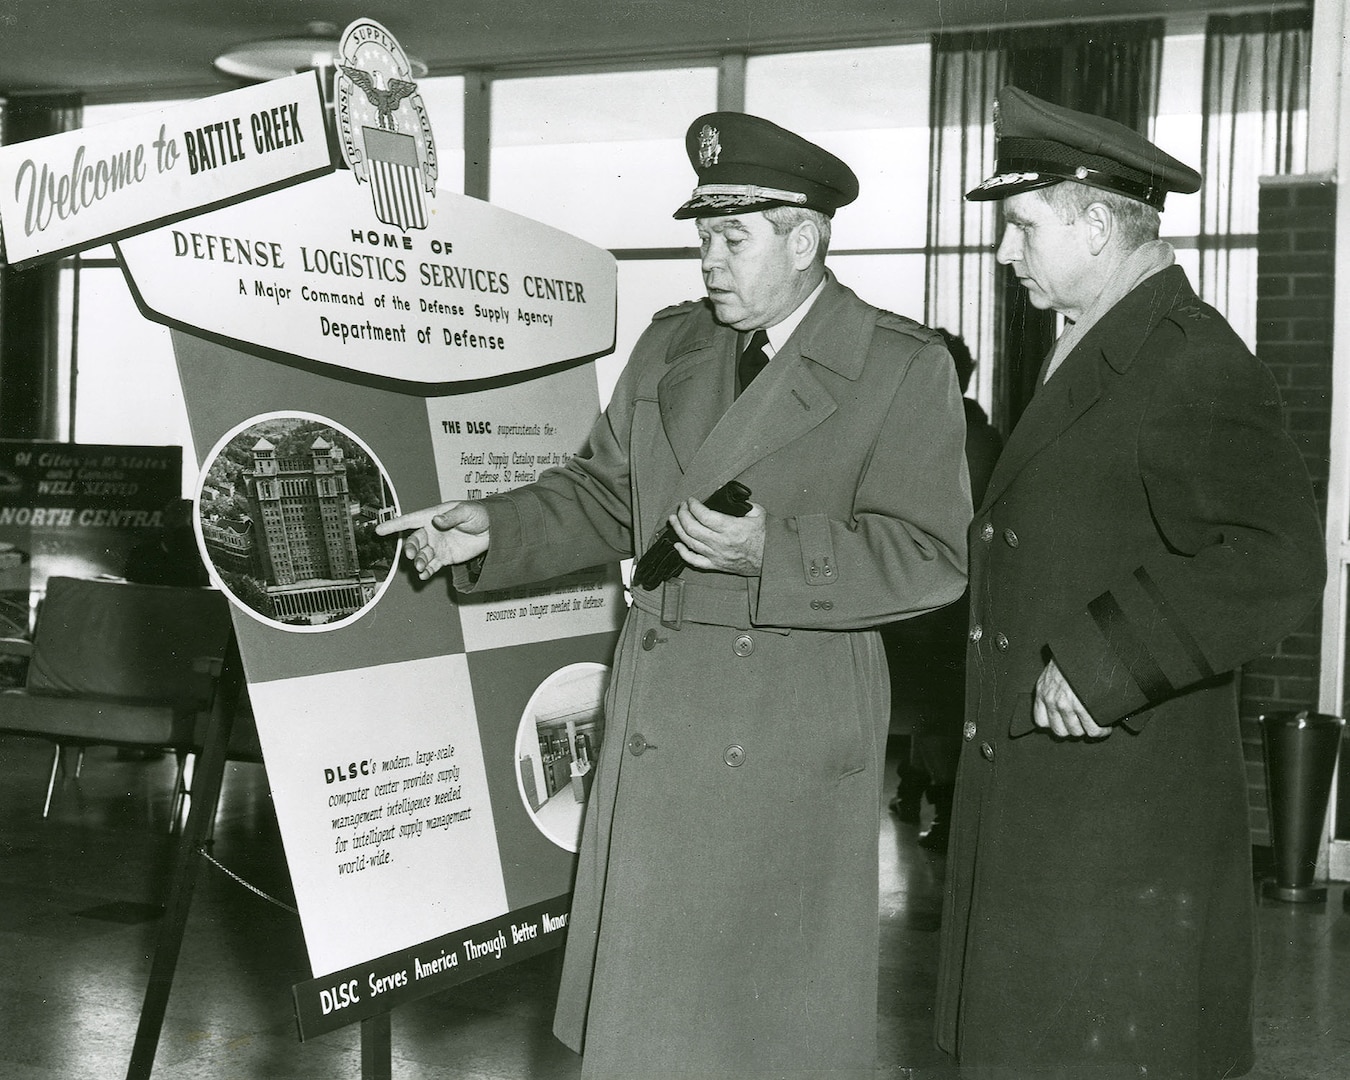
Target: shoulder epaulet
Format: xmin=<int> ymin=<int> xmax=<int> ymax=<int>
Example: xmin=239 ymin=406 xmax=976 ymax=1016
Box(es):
xmin=652 ymin=299 xmax=703 ymax=322
xmin=1165 ymin=296 xmax=1216 ymax=329
xmin=874 ymin=310 xmax=944 ymax=347
xmin=1158 ymin=296 xmax=1251 ymax=364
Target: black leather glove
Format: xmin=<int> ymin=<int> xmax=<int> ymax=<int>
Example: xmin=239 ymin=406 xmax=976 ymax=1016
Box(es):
xmin=633 ymin=480 xmax=752 ymax=591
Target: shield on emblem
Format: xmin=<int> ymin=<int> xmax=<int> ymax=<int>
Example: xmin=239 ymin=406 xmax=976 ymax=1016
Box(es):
xmin=363 ymin=127 xmax=428 ymax=231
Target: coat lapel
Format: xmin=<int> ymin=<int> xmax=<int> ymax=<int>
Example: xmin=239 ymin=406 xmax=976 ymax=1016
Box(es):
xmin=656 ymin=313 xmax=733 ymax=474
xmin=978 ymin=343 xmax=1104 ymax=510
xmin=978 ymin=265 xmax=1188 ymax=511
xmin=658 ymin=276 xmax=867 ymax=506
xmin=671 ymin=340 xmax=838 ymax=503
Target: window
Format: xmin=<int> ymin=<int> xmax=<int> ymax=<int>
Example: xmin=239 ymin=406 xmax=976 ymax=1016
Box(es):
xmin=746 ymin=45 xmax=931 ymax=253
xmin=746 ymin=46 xmax=932 ymax=371
xmin=489 ymin=67 xmax=717 ymax=405
xmin=65 ymin=100 xmax=197 ymax=490
xmin=491 ymin=67 xmax=715 ymax=250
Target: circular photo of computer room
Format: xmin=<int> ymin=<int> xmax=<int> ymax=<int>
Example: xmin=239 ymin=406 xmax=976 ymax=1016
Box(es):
xmin=195 ymin=412 xmax=400 ymax=632
xmin=515 ymin=662 xmax=610 ymax=852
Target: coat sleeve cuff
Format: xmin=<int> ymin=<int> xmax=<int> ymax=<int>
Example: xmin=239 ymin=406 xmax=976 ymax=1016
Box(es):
xmin=749 ymin=513 xmax=838 ymax=626
xmin=449 ymin=495 xmax=534 ymax=594
xmin=1048 ymin=604 xmax=1154 ymax=728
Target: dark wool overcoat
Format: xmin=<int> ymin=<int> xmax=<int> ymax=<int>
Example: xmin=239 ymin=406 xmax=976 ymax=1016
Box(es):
xmin=935 ymin=266 xmax=1326 ymax=1080
xmin=464 ymin=274 xmax=970 ymax=1080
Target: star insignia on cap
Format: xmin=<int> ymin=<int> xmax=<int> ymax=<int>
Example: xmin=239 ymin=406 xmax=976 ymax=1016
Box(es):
xmin=698 ymin=124 xmax=721 ymax=168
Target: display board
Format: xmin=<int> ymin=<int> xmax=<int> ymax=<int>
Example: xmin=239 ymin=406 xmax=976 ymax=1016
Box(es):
xmin=113 ymin=19 xmax=624 ymax=1038
xmin=160 ymin=341 xmax=622 ymax=1036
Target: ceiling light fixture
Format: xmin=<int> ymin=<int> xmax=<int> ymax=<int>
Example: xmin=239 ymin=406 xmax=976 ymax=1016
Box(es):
xmin=212 ymin=21 xmax=427 ymax=82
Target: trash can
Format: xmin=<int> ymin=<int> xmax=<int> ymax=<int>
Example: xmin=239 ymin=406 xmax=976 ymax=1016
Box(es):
xmin=1259 ymin=710 xmax=1345 ymax=903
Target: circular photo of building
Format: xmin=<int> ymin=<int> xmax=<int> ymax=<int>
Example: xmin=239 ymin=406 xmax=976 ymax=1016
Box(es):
xmin=196 ymin=412 xmax=400 ymax=632
xmin=515 ymin=662 xmax=610 ymax=852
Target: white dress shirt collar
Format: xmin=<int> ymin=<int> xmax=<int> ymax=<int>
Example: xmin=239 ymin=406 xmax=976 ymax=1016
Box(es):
xmin=759 ymin=274 xmax=827 ymax=357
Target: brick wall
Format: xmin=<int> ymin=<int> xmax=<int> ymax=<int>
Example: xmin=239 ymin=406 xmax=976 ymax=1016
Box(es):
xmin=1242 ymin=173 xmax=1336 ymax=845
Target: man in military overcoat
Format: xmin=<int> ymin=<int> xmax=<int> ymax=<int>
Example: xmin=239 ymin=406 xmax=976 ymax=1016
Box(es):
xmin=935 ymin=87 xmax=1326 ymax=1080
xmin=381 ymin=113 xmax=970 ymax=1079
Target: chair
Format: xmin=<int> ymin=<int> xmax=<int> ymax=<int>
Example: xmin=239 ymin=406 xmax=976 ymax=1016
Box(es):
xmin=0 ymin=575 xmax=246 ymax=827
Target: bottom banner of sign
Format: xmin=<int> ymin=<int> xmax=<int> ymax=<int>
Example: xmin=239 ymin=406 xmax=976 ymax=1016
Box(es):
xmin=292 ymin=894 xmax=571 ymax=1039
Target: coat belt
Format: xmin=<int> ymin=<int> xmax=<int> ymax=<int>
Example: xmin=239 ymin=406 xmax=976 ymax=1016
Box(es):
xmin=628 ymin=576 xmax=789 ymax=634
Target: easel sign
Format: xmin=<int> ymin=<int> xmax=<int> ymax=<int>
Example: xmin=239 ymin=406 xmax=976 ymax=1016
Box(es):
xmin=115 ymin=16 xmax=623 ymax=1060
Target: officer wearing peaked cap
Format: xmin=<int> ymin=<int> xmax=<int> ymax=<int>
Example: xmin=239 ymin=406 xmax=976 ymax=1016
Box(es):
xmin=966 ymin=84 xmax=1200 ymax=208
xmin=936 ymin=86 xmax=1325 ymax=1080
xmin=380 ymin=112 xmax=970 ymax=1079
xmin=672 ymin=111 xmax=860 ymax=219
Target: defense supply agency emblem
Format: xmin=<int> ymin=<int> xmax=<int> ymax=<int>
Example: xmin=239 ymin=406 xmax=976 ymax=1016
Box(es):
xmin=335 ymin=18 xmax=437 ymax=232
xmin=698 ymin=124 xmax=721 ymax=168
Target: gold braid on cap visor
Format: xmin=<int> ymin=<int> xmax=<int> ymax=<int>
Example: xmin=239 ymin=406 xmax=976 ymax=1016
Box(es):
xmin=690 ymin=184 xmax=810 ymax=205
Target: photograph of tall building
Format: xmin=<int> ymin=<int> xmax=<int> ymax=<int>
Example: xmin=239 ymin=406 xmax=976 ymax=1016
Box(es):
xmin=199 ymin=415 xmax=398 ymax=627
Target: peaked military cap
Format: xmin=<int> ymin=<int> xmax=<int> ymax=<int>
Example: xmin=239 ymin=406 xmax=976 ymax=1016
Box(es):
xmin=673 ymin=112 xmax=859 ymax=219
xmin=966 ymin=86 xmax=1201 ymax=210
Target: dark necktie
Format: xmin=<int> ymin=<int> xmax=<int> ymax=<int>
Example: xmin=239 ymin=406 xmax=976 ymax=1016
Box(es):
xmin=736 ymin=329 xmax=771 ymax=395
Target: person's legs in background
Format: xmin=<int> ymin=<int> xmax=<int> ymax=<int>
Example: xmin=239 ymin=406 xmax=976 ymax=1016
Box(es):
xmin=888 ymin=734 xmax=928 ymax=825
xmin=914 ymin=732 xmax=959 ymax=851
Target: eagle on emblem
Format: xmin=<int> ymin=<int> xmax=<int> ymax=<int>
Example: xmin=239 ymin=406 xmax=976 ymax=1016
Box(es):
xmin=698 ymin=124 xmax=721 ymax=168
xmin=341 ymin=66 xmax=418 ymax=131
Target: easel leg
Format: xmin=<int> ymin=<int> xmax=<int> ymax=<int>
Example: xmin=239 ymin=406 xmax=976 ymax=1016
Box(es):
xmin=126 ymin=635 xmax=244 ymax=1080
xmin=361 ymin=1013 xmax=392 ymax=1080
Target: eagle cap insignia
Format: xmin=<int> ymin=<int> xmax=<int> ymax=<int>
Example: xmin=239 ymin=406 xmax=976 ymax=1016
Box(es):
xmin=698 ymin=124 xmax=721 ymax=168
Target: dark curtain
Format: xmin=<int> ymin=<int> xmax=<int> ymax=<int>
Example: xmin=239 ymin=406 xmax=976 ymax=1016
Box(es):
xmin=1200 ymin=10 xmax=1311 ymax=346
xmin=928 ymin=22 xmax=1163 ymax=433
xmin=925 ymin=34 xmax=1004 ymax=415
xmin=0 ymin=94 xmax=82 ymax=439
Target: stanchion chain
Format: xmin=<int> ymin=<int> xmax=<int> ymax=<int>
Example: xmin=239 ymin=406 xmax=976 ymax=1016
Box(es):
xmin=196 ymin=846 xmax=299 ymax=914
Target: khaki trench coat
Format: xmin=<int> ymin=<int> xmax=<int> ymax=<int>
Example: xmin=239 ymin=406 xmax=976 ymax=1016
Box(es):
xmin=464 ymin=275 xmax=970 ymax=1079
xmin=936 ymin=266 xmax=1325 ymax=1080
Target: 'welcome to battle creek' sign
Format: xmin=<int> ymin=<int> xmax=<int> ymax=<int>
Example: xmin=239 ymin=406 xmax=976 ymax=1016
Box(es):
xmin=0 ymin=72 xmax=332 ymax=267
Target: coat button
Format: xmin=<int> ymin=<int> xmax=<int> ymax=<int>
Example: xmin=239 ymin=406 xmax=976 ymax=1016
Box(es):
xmin=968 ymin=624 xmax=982 ymax=644
xmin=980 ymin=521 xmax=994 ymax=542
xmin=628 ymin=733 xmax=653 ymax=756
xmin=994 ymin=632 xmax=1009 ymax=651
xmin=980 ymin=741 xmax=995 ymax=761
xmin=963 ymin=721 xmax=977 ymax=741
xmin=733 ymin=634 xmax=754 ymax=657
xmin=723 ymin=744 xmax=746 ymax=767
xmin=642 ymin=628 xmax=658 ymax=650
xmin=1003 ymin=527 xmax=1019 ymax=548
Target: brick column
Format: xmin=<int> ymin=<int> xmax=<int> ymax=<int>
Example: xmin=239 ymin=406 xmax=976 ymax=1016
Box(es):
xmin=1241 ymin=173 xmax=1335 ymax=845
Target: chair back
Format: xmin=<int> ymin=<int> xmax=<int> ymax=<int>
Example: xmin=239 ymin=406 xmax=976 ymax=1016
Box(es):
xmin=26 ymin=577 xmax=233 ymax=714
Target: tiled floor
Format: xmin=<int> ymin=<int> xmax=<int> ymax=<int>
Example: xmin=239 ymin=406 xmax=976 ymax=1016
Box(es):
xmin=0 ymin=736 xmax=1346 ymax=1079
